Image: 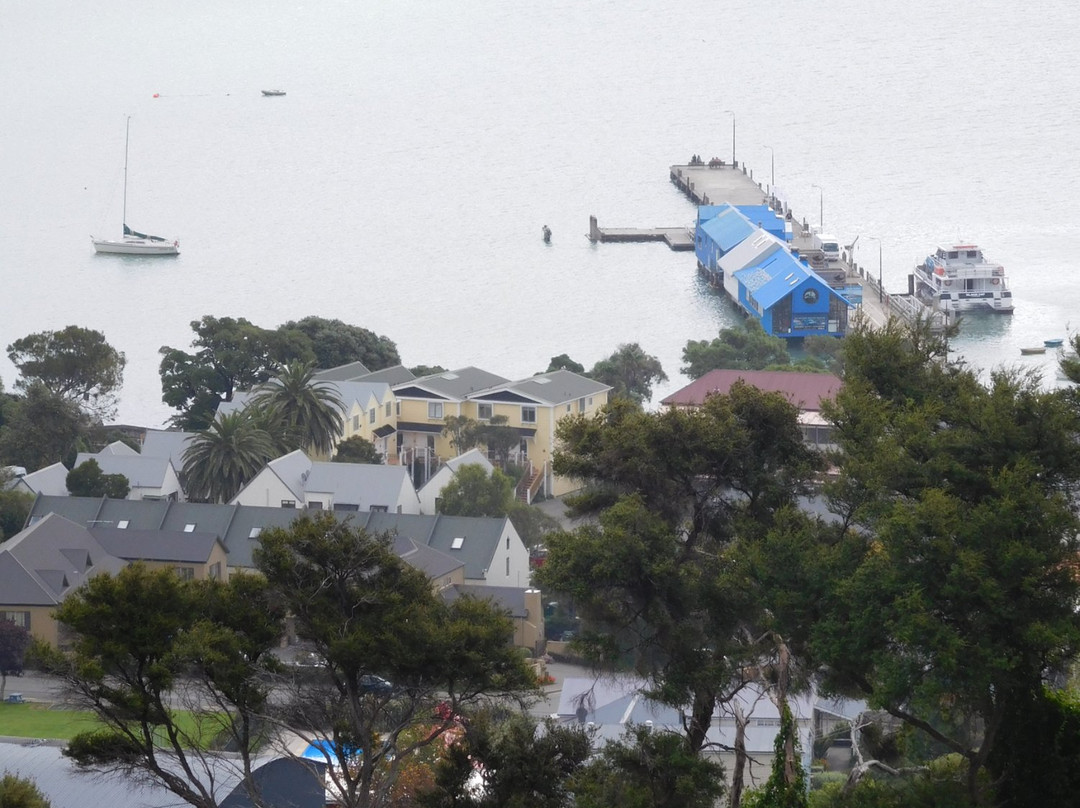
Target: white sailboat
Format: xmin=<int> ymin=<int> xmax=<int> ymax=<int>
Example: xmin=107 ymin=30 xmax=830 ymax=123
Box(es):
xmin=91 ymin=117 xmax=179 ymax=256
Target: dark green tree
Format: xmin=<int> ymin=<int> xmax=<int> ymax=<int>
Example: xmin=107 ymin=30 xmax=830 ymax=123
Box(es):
xmin=506 ymin=502 xmax=560 ymax=551
xmin=811 ymin=318 xmax=1080 ymax=805
xmin=572 ymin=725 xmax=727 ymax=808
xmin=7 ymin=325 xmax=126 ymax=418
xmin=181 ymin=411 xmax=276 ymax=503
xmin=437 ymin=465 xmax=515 ymax=517
xmin=282 ymin=316 xmax=400 ymax=370
xmin=159 ymin=315 xmax=315 ymax=431
xmin=0 ymin=382 xmax=87 ymax=471
xmin=255 ymin=513 xmax=537 ymax=808
xmin=0 ymin=471 xmax=34 ymax=540
xmin=741 ymin=703 xmax=807 ymax=808
xmin=0 ymin=618 xmax=30 ymax=702
xmin=50 ymin=565 xmax=285 ymax=808
xmin=409 ymin=365 xmax=448 ymax=378
xmin=65 ymin=459 xmax=130 ymax=499
xmin=251 ymin=361 xmax=344 ymax=457
xmin=545 ymin=354 xmax=585 ymax=374
xmin=681 ymin=321 xmax=791 ymax=379
xmin=333 ymin=436 xmax=383 ymax=464
xmin=0 ymin=774 xmax=52 ymax=808
xmin=589 ymin=343 xmax=667 ymax=406
xmin=474 ymin=416 xmax=518 ymax=469
xmin=419 ymin=712 xmax=592 ymax=808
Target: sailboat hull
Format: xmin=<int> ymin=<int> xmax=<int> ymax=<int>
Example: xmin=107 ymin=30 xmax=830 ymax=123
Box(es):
xmin=92 ymin=236 xmax=179 ymax=255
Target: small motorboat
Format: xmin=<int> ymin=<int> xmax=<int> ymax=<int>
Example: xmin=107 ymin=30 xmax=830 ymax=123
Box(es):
xmin=542 ymin=225 xmax=551 ymax=243
xmin=1020 ymin=347 xmax=1047 ymax=355
xmin=1044 ymin=338 xmax=1065 ymax=348
xmin=261 ymin=89 xmax=286 ymax=97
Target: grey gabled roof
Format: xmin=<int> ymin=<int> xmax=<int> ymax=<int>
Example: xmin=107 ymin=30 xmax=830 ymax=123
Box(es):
xmin=98 ymin=440 xmax=139 ymax=456
xmin=257 ymin=450 xmax=313 ymax=501
xmin=357 ymin=364 xmax=416 ymax=385
xmin=472 ymin=369 xmax=611 ymax=405
xmin=73 ymin=453 xmax=175 ymax=488
xmin=448 ymin=583 xmax=528 ymax=617
xmin=15 ymin=461 xmax=69 ymax=495
xmin=303 ymin=462 xmax=416 ymax=510
xmin=393 ymin=534 xmax=463 ymax=581
xmin=313 ymin=361 xmax=371 ymax=381
xmin=395 ymin=367 xmax=510 ymax=400
xmin=141 ymin=428 xmax=197 ymax=470
xmin=91 ymin=527 xmax=223 ymax=563
xmin=24 ymin=497 xmax=512 ymax=579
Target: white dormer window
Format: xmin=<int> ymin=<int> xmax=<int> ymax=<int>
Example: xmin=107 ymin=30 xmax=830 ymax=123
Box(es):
xmin=451 ymin=537 xmax=465 ymax=550
xmin=184 ymin=523 xmax=196 ymax=532
xmin=117 ymin=520 xmax=129 ymax=529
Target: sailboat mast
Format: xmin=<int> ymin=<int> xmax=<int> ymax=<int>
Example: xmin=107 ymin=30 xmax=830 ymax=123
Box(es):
xmin=122 ymin=116 xmax=130 ymax=228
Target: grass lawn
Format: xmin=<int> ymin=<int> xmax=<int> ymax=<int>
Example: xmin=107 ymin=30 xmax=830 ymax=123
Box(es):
xmin=0 ymin=702 xmax=222 ymax=745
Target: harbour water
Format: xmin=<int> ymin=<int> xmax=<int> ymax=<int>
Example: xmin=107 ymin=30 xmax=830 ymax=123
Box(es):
xmin=2 ymin=0 xmax=1078 ymax=427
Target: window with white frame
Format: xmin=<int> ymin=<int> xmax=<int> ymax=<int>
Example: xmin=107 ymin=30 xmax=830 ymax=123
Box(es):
xmin=353 ymin=415 xmax=360 ymax=431
xmin=429 ymin=402 xmax=443 ymax=419
xmin=521 ymin=406 xmax=537 ymax=423
xmin=578 ymin=397 xmax=586 ymax=412
xmin=477 ymin=402 xmax=493 ymax=420
xmin=369 ymin=407 xmax=376 ymax=424
xmin=386 ymin=402 xmax=392 ymax=417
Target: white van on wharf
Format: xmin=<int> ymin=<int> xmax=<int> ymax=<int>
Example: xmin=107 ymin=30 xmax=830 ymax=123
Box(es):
xmin=817 ymin=233 xmax=841 ymax=264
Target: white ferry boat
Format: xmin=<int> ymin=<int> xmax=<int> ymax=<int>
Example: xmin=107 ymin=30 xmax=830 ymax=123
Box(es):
xmin=914 ymin=244 xmax=1013 ymax=314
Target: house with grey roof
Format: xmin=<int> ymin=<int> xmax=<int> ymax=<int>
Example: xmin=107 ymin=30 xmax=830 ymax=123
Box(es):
xmin=73 ymin=450 xmax=184 ymax=501
xmin=417 ymin=447 xmax=494 ymax=514
xmin=230 ymin=450 xmax=421 ymax=513
xmin=0 ymin=512 xmax=225 ymax=645
xmin=5 ymin=461 xmax=69 ymax=497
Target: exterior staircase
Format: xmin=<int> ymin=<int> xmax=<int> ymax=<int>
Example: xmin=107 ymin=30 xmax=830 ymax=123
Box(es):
xmin=516 ymin=461 xmax=546 ymax=504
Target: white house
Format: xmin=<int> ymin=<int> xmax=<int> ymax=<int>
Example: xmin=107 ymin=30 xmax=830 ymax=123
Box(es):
xmin=417 ymin=448 xmax=495 ymax=514
xmin=5 ymin=462 xmax=69 ymax=497
xmin=230 ymin=450 xmax=421 ymax=514
xmin=71 ymin=452 xmax=184 ymax=502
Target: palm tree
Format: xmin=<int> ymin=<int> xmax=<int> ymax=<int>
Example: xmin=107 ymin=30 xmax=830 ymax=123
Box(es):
xmin=251 ymin=361 xmax=345 ymax=457
xmin=182 ymin=411 xmax=276 ymax=503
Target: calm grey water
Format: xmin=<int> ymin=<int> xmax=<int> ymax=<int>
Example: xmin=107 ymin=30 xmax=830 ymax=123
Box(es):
xmin=2 ymin=0 xmax=1079 ymax=426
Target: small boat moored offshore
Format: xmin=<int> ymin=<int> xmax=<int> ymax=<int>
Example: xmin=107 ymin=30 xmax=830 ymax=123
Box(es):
xmin=1020 ymin=347 xmax=1046 ymax=355
xmin=261 ymin=89 xmax=286 ymax=96
xmin=913 ymin=244 xmax=1013 ymax=314
xmin=1044 ymin=338 xmax=1065 ymax=348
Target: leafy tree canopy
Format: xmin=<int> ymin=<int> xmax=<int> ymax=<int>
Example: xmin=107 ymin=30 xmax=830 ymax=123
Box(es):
xmin=545 ymin=353 xmax=585 ymax=374
xmin=680 ymin=320 xmax=791 ymax=379
xmin=437 ymin=464 xmax=515 ymax=517
xmin=181 ymin=410 xmax=276 ymax=503
xmin=158 ymin=315 xmax=315 ymax=431
xmin=51 ymin=565 xmax=285 ymax=808
xmin=282 ymin=315 xmax=400 ymax=371
xmin=0 ymin=618 xmax=31 ymax=701
xmin=0 ymin=382 xmax=88 ymax=472
xmin=250 ymin=360 xmax=344 ymax=457
xmin=589 ymin=343 xmax=667 ymax=406
xmin=333 ymin=435 xmax=383 ymax=464
xmin=65 ymin=459 xmax=130 ymax=499
xmin=255 ymin=514 xmax=537 ymax=808
xmin=409 ymin=365 xmax=448 ymax=378
xmin=0 ymin=774 xmax=52 ymax=808
xmin=6 ymin=325 xmax=126 ymax=419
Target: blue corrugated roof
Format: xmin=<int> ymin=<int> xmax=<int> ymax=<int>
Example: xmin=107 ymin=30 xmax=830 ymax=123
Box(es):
xmin=700 ymin=205 xmax=755 ymax=253
xmin=733 ymin=251 xmax=848 ymax=310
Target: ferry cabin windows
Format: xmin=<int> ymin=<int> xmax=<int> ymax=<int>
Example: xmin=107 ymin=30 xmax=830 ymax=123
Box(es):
xmin=521 ymin=406 xmax=537 ymax=423
xmin=478 ymin=403 xmax=493 ymax=420
xmin=428 ymin=402 xmax=443 ymax=419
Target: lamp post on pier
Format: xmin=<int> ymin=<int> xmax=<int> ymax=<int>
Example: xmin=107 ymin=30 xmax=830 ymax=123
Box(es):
xmin=810 ymin=184 xmax=823 ymax=230
xmin=723 ymin=109 xmax=735 ymax=168
xmin=763 ymin=145 xmax=774 ymax=190
xmin=868 ymin=236 xmax=883 ymax=302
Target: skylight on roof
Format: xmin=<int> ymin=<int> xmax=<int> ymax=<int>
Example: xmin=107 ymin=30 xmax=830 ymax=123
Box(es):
xmin=249 ymin=527 xmax=262 ymax=538
xmin=117 ymin=520 xmax=129 ymax=529
xmin=533 ymin=378 xmax=551 ymax=384
xmin=184 ymin=523 xmax=196 ymax=532
xmin=442 ymin=373 xmax=459 ymax=380
xmin=451 ymin=537 xmax=465 ymax=550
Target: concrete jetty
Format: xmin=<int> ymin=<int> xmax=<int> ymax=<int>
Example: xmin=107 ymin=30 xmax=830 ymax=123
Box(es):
xmin=586 ymin=217 xmax=694 ymax=250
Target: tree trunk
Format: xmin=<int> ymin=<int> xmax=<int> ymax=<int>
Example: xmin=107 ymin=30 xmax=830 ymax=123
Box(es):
xmin=687 ymin=686 xmax=716 ymax=753
xmin=729 ymin=702 xmax=749 ymax=808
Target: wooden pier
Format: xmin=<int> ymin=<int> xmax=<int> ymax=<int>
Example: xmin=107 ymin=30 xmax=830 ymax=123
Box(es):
xmin=587 ymin=216 xmax=694 ymax=250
